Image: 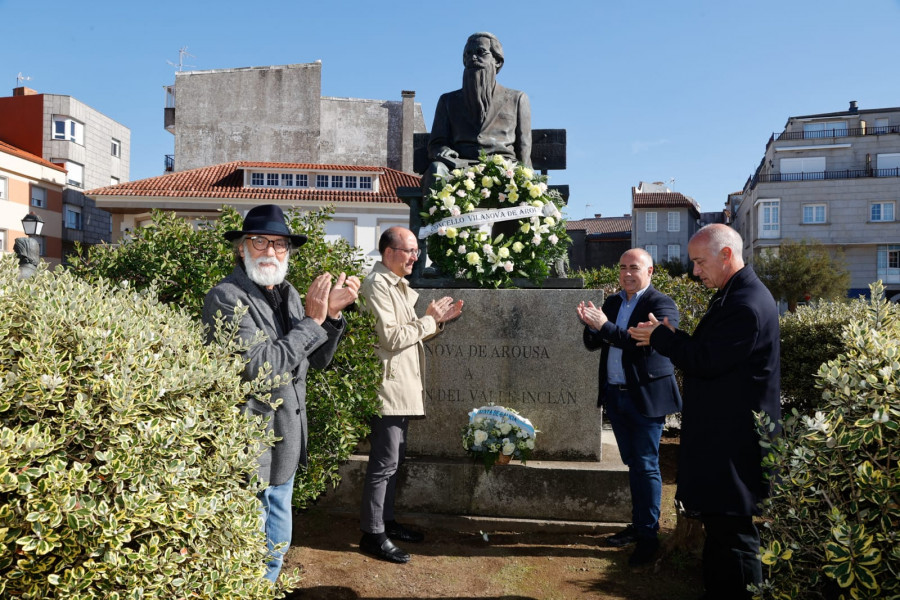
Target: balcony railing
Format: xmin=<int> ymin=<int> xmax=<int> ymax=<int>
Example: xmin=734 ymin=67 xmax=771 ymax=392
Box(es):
xmin=775 ymin=125 xmax=900 ymax=141
xmin=165 ymin=155 xmax=174 ymax=172
xmin=752 ymin=168 xmax=900 ymax=187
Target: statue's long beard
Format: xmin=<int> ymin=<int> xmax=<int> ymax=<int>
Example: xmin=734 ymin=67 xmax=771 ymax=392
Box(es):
xmin=462 ymin=66 xmax=496 ymax=125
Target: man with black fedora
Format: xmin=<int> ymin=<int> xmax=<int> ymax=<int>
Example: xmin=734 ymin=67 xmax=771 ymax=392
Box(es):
xmin=202 ymin=204 xmax=360 ymax=582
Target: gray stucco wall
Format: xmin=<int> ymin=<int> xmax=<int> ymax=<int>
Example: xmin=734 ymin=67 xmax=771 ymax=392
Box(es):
xmin=174 ymin=63 xmax=323 ymax=170
xmin=320 ymin=97 xmax=425 ymax=170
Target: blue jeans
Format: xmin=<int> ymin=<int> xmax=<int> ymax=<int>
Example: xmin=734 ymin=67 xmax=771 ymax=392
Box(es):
xmin=259 ymin=472 xmax=295 ymax=582
xmin=605 ymin=385 xmax=664 ymax=539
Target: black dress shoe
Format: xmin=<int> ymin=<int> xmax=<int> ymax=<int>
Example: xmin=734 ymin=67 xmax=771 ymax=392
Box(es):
xmin=604 ymin=524 xmax=638 ymax=547
xmin=628 ymin=537 xmax=659 ymax=567
xmin=359 ymin=534 xmax=410 ymax=564
xmin=385 ymin=520 xmax=424 ymax=543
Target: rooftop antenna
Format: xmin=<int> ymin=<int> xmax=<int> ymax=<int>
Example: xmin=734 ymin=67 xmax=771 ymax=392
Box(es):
xmin=16 ymin=72 xmax=31 ymax=87
xmin=585 ymin=203 xmax=593 ymax=219
xmin=167 ymin=47 xmax=195 ymax=72
xmin=668 ymin=177 xmax=676 ymax=190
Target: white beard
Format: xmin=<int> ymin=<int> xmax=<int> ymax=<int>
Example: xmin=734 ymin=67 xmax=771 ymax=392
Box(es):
xmin=243 ymin=248 xmax=288 ymax=287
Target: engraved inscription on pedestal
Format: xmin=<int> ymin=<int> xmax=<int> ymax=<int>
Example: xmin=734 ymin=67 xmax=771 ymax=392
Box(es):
xmin=408 ymin=288 xmax=602 ymax=460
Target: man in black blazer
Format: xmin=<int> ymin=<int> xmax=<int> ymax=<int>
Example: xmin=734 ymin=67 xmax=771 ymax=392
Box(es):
xmin=630 ymin=224 xmax=781 ymax=599
xmin=578 ymin=248 xmax=682 ymax=566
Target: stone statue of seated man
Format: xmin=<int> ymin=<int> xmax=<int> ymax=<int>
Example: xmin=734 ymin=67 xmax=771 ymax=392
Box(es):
xmin=415 ymin=32 xmax=533 ymax=278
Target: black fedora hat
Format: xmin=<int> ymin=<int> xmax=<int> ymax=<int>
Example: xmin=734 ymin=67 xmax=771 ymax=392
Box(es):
xmin=224 ymin=204 xmax=307 ymax=247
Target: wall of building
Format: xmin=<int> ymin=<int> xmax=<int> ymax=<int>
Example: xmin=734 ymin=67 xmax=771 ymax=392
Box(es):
xmin=0 ymin=93 xmax=44 ymax=155
xmin=319 ymin=96 xmax=425 ymax=171
xmin=174 ymin=64 xmax=323 ymax=171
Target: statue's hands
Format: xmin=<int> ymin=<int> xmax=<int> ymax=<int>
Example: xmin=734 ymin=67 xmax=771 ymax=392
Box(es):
xmin=435 ymin=148 xmax=461 ymax=169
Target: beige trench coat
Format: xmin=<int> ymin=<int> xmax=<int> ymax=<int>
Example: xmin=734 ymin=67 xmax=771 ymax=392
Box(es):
xmin=360 ymin=261 xmax=442 ymax=416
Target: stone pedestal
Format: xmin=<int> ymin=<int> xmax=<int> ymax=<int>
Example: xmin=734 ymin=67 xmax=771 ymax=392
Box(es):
xmin=317 ymin=287 xmax=631 ymax=523
xmin=410 ymin=288 xmax=601 ymax=460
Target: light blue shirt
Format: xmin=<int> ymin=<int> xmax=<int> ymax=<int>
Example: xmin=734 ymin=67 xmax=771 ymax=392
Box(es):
xmin=606 ymin=286 xmax=648 ymax=385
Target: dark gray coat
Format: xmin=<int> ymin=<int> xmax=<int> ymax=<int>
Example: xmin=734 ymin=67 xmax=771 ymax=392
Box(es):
xmin=202 ymin=265 xmax=345 ymax=487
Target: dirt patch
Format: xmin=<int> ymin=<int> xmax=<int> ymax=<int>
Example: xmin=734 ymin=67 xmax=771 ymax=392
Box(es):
xmin=283 ymin=434 xmax=700 ymax=599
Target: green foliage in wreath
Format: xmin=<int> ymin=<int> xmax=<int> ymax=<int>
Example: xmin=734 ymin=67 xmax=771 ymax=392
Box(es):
xmin=422 ymin=153 xmax=570 ymax=288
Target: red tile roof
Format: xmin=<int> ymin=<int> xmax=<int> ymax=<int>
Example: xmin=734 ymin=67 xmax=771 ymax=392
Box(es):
xmin=0 ymin=139 xmax=66 ymax=172
xmin=86 ymin=161 xmax=420 ymax=204
xmin=566 ymin=216 xmax=632 ymax=237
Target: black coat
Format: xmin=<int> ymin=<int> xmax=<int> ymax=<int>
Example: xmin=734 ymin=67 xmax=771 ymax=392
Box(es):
xmin=650 ymin=266 xmax=781 ymax=516
xmin=583 ymin=285 xmax=682 ymax=418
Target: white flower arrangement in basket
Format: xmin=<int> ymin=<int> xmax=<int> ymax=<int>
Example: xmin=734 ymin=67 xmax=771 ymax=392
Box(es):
xmin=462 ymin=405 xmax=537 ymax=471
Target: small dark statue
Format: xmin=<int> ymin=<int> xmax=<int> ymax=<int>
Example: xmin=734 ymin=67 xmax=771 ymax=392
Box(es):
xmin=14 ymin=236 xmax=39 ymax=280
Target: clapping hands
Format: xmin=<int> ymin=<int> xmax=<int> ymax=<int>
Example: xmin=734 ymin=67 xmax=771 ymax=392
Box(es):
xmin=304 ymin=272 xmax=361 ymax=325
xmin=426 ymin=296 xmax=464 ymax=324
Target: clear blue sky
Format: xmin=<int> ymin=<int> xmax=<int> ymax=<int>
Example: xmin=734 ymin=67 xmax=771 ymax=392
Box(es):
xmin=4 ymin=0 xmax=900 ymax=222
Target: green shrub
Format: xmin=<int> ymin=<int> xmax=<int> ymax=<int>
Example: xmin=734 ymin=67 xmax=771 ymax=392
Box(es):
xmin=0 ymin=259 xmax=292 ymax=598
xmin=753 ymin=282 xmax=900 ymax=600
xmin=69 ymin=206 xmax=381 ymax=507
xmin=779 ymin=300 xmax=870 ymax=414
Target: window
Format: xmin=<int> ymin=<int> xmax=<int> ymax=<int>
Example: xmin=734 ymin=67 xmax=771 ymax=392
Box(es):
xmin=266 ymin=173 xmax=278 ymax=186
xmin=52 ymin=115 xmax=84 ymax=145
xmin=297 ymin=174 xmax=308 ymax=187
xmin=111 ymin=138 xmax=121 ymax=157
xmin=645 ymin=211 xmax=657 ymax=232
xmin=667 ymin=244 xmax=680 ymax=262
xmin=645 ymin=244 xmax=658 ymax=263
xmin=803 ymin=121 xmax=847 ymax=138
xmin=802 ymin=204 xmax=827 ymax=224
xmin=31 ymin=186 xmax=46 ymax=208
xmin=316 ymin=174 xmax=329 ymax=188
xmin=65 ymin=205 xmax=83 ymax=230
xmin=331 ymin=175 xmax=344 ymax=188
xmin=0 ymin=176 xmax=7 ymax=200
xmin=281 ymin=173 xmax=294 ymax=187
xmin=65 ymin=161 xmax=84 ymax=188
xmin=877 ymin=245 xmax=900 ymax=284
xmin=667 ymin=211 xmax=680 ymax=232
xmin=325 ymin=220 xmax=356 ymax=245
xmin=110 ymin=176 xmax=120 ymax=186
xmin=871 ymin=202 xmax=895 ymax=222
xmin=781 ymin=157 xmax=826 ymax=180
xmin=359 ymin=176 xmax=372 ymax=189
xmin=877 ymin=154 xmax=900 ymax=177
xmin=345 ymin=175 xmax=358 ymax=189
xmin=0 ymin=230 xmax=6 ymax=253
xmin=758 ymin=200 xmax=780 ymax=239
xmin=251 ymin=173 xmax=264 ymax=186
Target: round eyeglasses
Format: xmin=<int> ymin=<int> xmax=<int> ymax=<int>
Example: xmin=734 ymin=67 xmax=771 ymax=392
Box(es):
xmin=391 ymin=247 xmax=420 ymax=258
xmin=248 ymin=236 xmax=291 ymax=253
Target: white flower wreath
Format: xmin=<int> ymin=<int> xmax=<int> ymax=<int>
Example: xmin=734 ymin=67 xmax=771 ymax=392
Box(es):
xmin=421 ymin=153 xmax=569 ymax=288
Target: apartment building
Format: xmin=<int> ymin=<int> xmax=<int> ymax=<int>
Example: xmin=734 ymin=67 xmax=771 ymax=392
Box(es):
xmin=735 ymin=101 xmax=900 ymax=300
xmin=0 ymin=140 xmax=66 ymax=264
xmin=0 ymin=87 xmax=129 ymax=259
xmin=631 ymin=181 xmax=702 ymax=266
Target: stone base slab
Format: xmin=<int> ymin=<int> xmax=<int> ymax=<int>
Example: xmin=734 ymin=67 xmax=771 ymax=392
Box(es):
xmin=316 ymin=429 xmax=630 ymax=523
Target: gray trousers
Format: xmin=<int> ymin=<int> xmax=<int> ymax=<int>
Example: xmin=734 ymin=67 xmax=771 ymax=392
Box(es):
xmin=360 ymin=415 xmax=409 ymax=534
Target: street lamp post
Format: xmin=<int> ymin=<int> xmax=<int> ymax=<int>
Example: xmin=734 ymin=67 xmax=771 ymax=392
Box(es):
xmin=15 ymin=212 xmax=43 ymax=279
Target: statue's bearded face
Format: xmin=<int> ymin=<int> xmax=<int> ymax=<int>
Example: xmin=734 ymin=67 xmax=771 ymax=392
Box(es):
xmin=462 ymin=37 xmax=499 ymax=123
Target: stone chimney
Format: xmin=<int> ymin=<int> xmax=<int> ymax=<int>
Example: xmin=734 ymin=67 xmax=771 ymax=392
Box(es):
xmin=13 ymin=87 xmax=38 ymax=96
xmin=400 ymin=90 xmax=415 ymax=174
